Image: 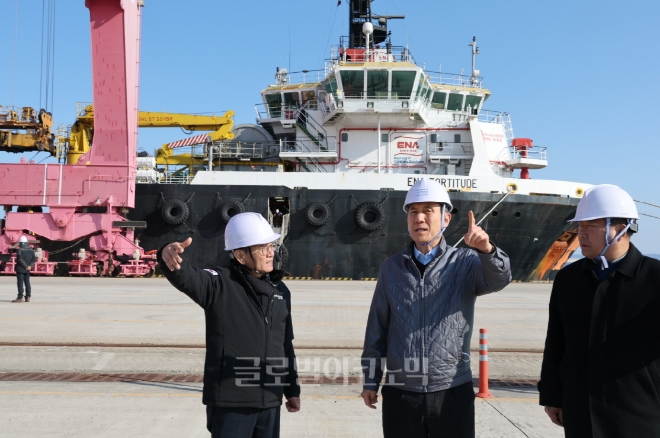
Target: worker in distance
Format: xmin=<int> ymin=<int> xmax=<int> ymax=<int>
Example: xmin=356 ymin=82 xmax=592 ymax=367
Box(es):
xmin=539 ymin=184 xmax=660 ymax=437
xmin=361 ymin=178 xmax=512 ymax=438
xmin=159 ymin=212 xmax=300 ymax=438
xmin=12 ymin=235 xmax=36 ymax=303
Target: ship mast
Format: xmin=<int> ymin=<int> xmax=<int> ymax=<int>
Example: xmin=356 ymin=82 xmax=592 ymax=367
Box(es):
xmin=348 ymin=0 xmax=404 ymax=48
xmin=469 ymin=36 xmax=480 ymax=87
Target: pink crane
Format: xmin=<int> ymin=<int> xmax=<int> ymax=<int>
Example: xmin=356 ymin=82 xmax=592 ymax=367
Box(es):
xmin=0 ymin=0 xmax=155 ymax=277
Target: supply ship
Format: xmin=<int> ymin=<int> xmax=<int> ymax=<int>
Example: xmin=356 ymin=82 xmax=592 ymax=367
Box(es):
xmin=0 ymin=0 xmax=586 ymax=281
xmin=127 ymin=1 xmax=586 ymax=280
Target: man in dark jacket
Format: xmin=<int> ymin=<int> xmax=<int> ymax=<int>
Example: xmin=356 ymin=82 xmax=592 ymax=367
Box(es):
xmin=361 ymin=179 xmax=512 ymax=438
xmin=539 ymin=184 xmax=660 ymax=437
xmin=12 ymin=236 xmax=35 ymax=303
xmin=159 ymin=212 xmax=300 ymax=438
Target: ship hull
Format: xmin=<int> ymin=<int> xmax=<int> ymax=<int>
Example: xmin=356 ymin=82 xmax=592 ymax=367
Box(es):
xmin=127 ymin=184 xmax=579 ymax=281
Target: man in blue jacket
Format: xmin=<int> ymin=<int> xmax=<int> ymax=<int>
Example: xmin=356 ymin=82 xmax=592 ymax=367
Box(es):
xmin=361 ymin=178 xmax=512 ymax=438
xmin=160 ymin=212 xmax=300 ymax=438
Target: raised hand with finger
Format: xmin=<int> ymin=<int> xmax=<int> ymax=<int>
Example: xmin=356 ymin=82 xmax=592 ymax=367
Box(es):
xmin=463 ymin=211 xmax=493 ymax=254
xmin=162 ymin=237 xmax=193 ymax=271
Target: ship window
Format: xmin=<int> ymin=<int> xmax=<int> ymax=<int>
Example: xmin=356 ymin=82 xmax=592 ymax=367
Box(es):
xmin=324 ymin=74 xmax=339 ymax=98
xmin=265 ymin=93 xmax=281 ymax=118
xmin=339 ymin=69 xmax=365 ymax=98
xmin=465 ymin=95 xmax=482 ymax=114
xmin=341 ymin=132 xmax=348 ymax=142
xmin=366 ymin=70 xmax=389 ymax=99
xmin=302 ymin=90 xmax=317 ymax=109
xmin=447 ymin=93 xmax=464 ymax=111
xmin=431 ymin=92 xmax=447 ymax=109
xmin=454 ymin=134 xmax=461 ymax=143
xmin=381 ymin=133 xmax=388 ymax=143
xmin=283 ymin=92 xmax=300 ymax=109
xmin=391 ymin=71 xmax=417 ymax=99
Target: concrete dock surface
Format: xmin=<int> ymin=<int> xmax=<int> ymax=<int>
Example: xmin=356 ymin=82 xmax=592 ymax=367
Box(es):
xmin=0 ymin=276 xmax=561 ymax=437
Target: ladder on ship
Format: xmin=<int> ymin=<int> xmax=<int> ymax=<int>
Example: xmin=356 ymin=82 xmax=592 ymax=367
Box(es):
xmin=294 ymin=103 xmax=328 ymax=151
xmin=296 ymin=156 xmax=326 ymax=173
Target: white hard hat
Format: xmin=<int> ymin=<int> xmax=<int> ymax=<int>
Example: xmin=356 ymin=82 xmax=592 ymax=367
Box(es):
xmin=19 ymin=236 xmax=28 ymax=243
xmin=403 ymin=178 xmax=452 ymax=212
xmin=224 ymin=212 xmax=280 ymax=251
xmin=570 ymin=184 xmax=638 ymax=222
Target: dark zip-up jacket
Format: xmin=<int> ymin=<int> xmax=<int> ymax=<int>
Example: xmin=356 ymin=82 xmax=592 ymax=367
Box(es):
xmin=16 ymin=244 xmax=35 ymax=274
xmin=362 ymin=239 xmax=511 ymax=393
xmin=158 ymin=251 xmax=300 ymax=408
xmin=539 ymin=243 xmax=660 ymax=437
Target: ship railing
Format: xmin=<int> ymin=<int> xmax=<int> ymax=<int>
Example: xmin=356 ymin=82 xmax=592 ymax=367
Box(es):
xmin=508 ymin=145 xmax=547 ymax=161
xmin=429 ymin=142 xmax=474 ymax=158
xmin=158 ymin=173 xmax=193 ymax=184
xmin=215 ymin=141 xmax=272 ymax=159
xmin=423 ymin=71 xmax=483 ymax=88
xmin=478 ymin=110 xmax=515 ymax=142
xmin=280 ymin=138 xmax=337 ymax=156
xmin=325 ymin=41 xmax=416 ymax=74
xmin=272 ymin=69 xmax=325 ymax=86
xmin=255 ymin=102 xmax=322 ymax=121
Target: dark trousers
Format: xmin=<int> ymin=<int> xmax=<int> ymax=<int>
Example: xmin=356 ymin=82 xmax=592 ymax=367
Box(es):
xmin=206 ymin=406 xmax=280 ymax=438
xmin=16 ymin=272 xmax=31 ymax=298
xmin=382 ymin=381 xmax=476 ymax=438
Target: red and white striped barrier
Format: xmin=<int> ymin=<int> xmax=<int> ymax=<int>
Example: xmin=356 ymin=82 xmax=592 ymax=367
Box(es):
xmin=476 ymin=328 xmax=493 ymax=398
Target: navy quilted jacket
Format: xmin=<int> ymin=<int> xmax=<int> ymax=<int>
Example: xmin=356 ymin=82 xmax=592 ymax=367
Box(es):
xmin=362 ymin=238 xmax=511 ymax=393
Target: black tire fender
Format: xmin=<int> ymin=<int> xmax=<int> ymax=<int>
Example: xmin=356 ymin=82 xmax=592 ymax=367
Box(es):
xmin=355 ymin=202 xmax=385 ymax=231
xmin=161 ymin=199 xmax=189 ymax=225
xmin=219 ymin=200 xmax=245 ymax=223
xmin=305 ymin=202 xmax=330 ymax=227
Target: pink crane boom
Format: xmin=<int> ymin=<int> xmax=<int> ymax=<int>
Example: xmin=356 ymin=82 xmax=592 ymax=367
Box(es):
xmin=0 ymin=0 xmax=154 ymax=277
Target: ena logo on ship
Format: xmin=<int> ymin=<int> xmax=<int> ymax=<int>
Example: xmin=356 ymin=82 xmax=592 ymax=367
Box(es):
xmin=397 ymin=141 xmax=419 ymax=149
xmin=407 ymin=177 xmax=478 ymax=189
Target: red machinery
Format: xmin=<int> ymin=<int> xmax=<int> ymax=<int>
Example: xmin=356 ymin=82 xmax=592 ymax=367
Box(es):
xmin=0 ymin=0 xmax=155 ymax=277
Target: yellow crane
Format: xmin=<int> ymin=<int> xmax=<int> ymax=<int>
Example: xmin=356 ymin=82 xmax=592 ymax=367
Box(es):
xmin=0 ymin=106 xmax=56 ymax=155
xmin=65 ymin=104 xmax=235 ymax=165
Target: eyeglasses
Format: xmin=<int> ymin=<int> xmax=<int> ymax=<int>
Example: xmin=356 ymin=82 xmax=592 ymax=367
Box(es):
xmin=251 ymin=242 xmax=279 ymax=256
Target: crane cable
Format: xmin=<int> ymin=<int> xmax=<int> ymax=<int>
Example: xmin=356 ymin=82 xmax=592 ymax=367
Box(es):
xmin=40 ymin=0 xmax=57 ymax=112
xmin=12 ymin=0 xmax=18 ymax=107
xmin=634 ymin=200 xmax=660 ymax=220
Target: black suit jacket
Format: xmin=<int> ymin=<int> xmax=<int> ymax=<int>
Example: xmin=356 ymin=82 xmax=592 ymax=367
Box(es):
xmin=539 ymin=243 xmax=660 ymax=438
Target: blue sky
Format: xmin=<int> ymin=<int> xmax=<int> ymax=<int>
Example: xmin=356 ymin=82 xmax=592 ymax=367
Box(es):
xmin=1 ymin=0 xmax=659 ymax=254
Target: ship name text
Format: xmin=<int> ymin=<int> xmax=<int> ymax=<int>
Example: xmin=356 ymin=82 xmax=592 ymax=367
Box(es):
xmin=407 ymin=177 xmax=478 ymax=189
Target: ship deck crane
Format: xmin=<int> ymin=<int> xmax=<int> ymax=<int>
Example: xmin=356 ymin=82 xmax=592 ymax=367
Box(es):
xmin=64 ymin=104 xmax=235 ymax=170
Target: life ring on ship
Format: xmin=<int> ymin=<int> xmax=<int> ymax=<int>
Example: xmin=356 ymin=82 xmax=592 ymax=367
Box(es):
xmin=355 ymin=202 xmax=385 ymax=231
xmin=161 ymin=199 xmax=189 ymax=225
xmin=576 ymin=187 xmax=584 ymax=197
xmin=305 ymin=202 xmax=330 ymax=227
xmin=219 ymin=200 xmax=245 ymax=223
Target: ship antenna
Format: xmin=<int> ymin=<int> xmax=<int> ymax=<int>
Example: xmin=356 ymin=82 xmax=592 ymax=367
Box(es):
xmin=469 ymin=36 xmax=480 ymax=87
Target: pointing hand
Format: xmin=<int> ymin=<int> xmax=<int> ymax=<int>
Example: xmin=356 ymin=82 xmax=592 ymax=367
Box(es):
xmin=162 ymin=237 xmax=192 ymax=271
xmin=463 ymin=211 xmax=493 ymax=254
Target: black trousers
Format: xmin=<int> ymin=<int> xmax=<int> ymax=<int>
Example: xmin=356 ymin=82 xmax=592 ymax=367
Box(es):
xmin=381 ymin=381 xmax=476 ymax=438
xmin=16 ymin=272 xmax=31 ymax=298
xmin=206 ymin=406 xmax=280 ymax=438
